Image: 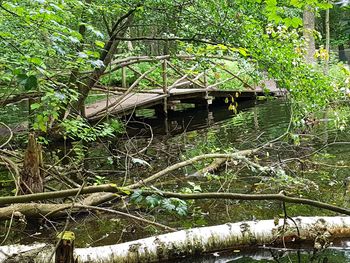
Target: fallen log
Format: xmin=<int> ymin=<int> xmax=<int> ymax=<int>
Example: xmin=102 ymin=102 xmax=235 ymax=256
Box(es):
xmin=1 ymin=187 xmax=350 ymax=219
xmin=1 ymin=216 xmax=350 ymax=263
xmin=189 ymin=158 xmax=226 ymax=177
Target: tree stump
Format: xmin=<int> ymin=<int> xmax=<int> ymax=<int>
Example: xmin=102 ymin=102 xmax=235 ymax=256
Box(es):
xmin=19 ymin=133 xmax=43 ymax=194
xmin=55 ymin=231 xmax=76 ymax=263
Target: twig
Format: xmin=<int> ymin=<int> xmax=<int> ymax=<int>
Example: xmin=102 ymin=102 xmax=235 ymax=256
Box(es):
xmin=127 ymin=151 xmax=258 ymax=188
xmin=75 ymin=205 xmax=176 ymax=232
xmin=0 ymin=122 xmax=13 ymax=149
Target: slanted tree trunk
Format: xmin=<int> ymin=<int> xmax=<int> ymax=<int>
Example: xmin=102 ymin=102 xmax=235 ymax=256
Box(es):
xmin=303 ymin=6 xmax=316 ymax=64
xmin=1 ymin=217 xmax=350 ymax=263
xmin=74 ymin=10 xmax=136 ymax=116
xmin=19 ymin=134 xmax=43 ymax=194
xmin=66 ymin=0 xmax=92 ymax=117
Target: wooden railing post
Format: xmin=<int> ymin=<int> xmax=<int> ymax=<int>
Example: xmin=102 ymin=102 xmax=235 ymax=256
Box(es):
xmin=203 ymin=70 xmax=210 ymax=102
xmin=162 ymin=59 xmax=168 ymax=114
xmin=203 ymin=70 xmax=208 ymax=89
xmin=122 ymin=66 xmax=127 ymax=88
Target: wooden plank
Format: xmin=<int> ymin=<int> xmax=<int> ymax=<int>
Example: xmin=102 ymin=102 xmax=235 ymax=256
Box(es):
xmin=152 ymin=88 xmax=206 ymax=95
xmin=86 ymin=93 xmax=167 ymax=119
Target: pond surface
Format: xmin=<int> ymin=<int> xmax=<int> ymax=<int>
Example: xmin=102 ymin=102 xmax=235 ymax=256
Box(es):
xmin=2 ymin=98 xmax=350 ymax=262
xmin=175 ymin=244 xmax=350 ymax=262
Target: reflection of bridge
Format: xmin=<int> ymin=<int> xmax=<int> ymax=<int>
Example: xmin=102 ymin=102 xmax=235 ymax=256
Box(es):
xmin=85 ymin=56 xmax=283 ymax=121
xmin=126 ymin=100 xmax=260 ymax=137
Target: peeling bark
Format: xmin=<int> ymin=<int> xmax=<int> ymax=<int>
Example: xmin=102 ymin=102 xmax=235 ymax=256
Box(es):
xmin=19 ymin=134 xmax=43 ymax=194
xmin=1 ymin=217 xmax=350 ymax=263
xmin=189 ymin=158 xmax=226 ymax=177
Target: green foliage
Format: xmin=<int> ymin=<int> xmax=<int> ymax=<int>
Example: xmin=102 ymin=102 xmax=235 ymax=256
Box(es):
xmin=93 ymin=175 xmax=109 ymax=185
xmin=71 ymin=141 xmax=87 ymax=164
xmin=181 ymin=182 xmax=202 ymax=194
xmin=0 ymin=0 xmax=347 ymax=140
xmin=130 ymin=190 xmax=189 ymax=216
xmin=31 ymin=88 xmax=79 ymax=132
xmin=61 ymin=118 xmax=123 ymax=142
xmin=255 ymin=168 xmax=320 ymax=194
xmin=17 ymin=74 xmax=38 ymax=90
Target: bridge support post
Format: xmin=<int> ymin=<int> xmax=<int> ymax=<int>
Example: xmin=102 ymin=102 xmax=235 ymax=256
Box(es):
xmin=203 ymin=70 xmax=210 ymax=103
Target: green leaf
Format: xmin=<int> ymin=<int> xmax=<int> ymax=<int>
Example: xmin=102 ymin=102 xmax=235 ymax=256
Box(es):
xmin=317 ymin=3 xmax=332 ymax=10
xmin=284 ymin=17 xmax=302 ymax=28
xmin=131 ymin=190 xmax=143 ymax=203
xmin=291 ymin=17 xmax=302 ymax=28
xmin=238 ymin=47 xmax=248 ymax=57
xmin=290 ymin=0 xmax=303 ymax=8
xmin=17 ymin=74 xmax=28 ymax=85
xmin=28 ymin=57 xmax=43 ymax=66
xmin=30 ymin=103 xmax=41 ymax=110
xmin=117 ymin=186 xmax=131 ymax=195
xmin=175 ymin=199 xmax=188 ymax=216
xmin=176 ymin=205 xmax=187 ymax=216
xmin=146 ymin=195 xmax=159 ymax=208
xmin=25 ymin=75 xmax=38 ymax=90
xmin=95 ymin=40 xmax=105 ymax=48
xmin=162 ymin=199 xmax=176 ymax=211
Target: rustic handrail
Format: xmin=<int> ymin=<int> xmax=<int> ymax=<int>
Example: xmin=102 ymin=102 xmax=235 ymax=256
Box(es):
xmin=166 ymin=62 xmax=206 ymax=89
xmin=207 ymin=74 xmax=241 ymax=89
xmin=88 ymin=62 xmax=161 ymax=118
xmin=127 ymin=65 xmax=163 ymax=88
xmin=167 ymin=63 xmax=200 ymax=91
xmin=209 ymin=61 xmax=255 ymax=90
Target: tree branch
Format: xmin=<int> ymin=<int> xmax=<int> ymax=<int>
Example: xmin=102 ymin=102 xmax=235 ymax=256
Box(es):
xmin=111 ymin=36 xmax=219 ymax=45
xmin=0 ymin=188 xmax=349 ymax=219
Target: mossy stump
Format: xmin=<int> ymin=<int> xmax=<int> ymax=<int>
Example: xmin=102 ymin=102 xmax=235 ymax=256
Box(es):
xmin=55 ymin=231 xmax=77 ymax=263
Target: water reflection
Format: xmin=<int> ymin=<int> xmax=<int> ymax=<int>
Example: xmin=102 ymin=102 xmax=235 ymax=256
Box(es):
xmin=125 ymin=100 xmax=261 ymax=136
xmin=175 ymin=247 xmax=350 ymax=262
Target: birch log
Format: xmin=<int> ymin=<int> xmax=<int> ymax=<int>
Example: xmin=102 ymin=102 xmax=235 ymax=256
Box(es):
xmin=1 ymin=216 xmax=350 ymax=263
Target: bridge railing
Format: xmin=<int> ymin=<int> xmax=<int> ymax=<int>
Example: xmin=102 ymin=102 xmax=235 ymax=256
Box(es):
xmin=106 ymin=55 xmax=254 ymax=94
xmin=87 ymin=55 xmax=257 ymax=118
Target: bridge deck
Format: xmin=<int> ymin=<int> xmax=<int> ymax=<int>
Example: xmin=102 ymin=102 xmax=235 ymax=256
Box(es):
xmin=85 ymin=93 xmax=166 ymax=118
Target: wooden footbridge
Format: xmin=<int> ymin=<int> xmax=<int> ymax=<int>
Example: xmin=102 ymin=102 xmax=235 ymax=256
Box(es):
xmin=85 ymin=56 xmax=283 ymax=121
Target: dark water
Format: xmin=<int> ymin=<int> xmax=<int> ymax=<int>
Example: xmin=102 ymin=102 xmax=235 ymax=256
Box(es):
xmin=3 ymin=99 xmax=350 ymax=262
xmin=125 ymin=99 xmax=350 ymax=262
xmin=176 ymin=246 xmax=350 ymax=262
xmin=125 ymin=99 xmax=261 ymax=136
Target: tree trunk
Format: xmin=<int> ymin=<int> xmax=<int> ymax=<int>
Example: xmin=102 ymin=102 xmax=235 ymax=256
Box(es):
xmin=19 ymin=134 xmax=43 ymax=194
xmin=325 ymin=6 xmax=330 ymax=73
xmin=1 ymin=217 xmax=350 ymax=263
xmin=339 ymin=44 xmax=348 ymax=62
xmin=303 ymin=6 xmax=316 ymax=64
xmin=75 ymin=13 xmax=135 ymax=115
xmin=65 ymin=0 xmax=92 ymax=117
